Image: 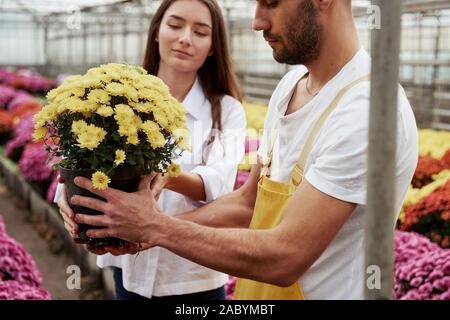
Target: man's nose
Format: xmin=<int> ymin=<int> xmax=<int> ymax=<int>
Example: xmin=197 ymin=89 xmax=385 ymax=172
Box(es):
xmin=252 ymin=5 xmax=270 ymax=31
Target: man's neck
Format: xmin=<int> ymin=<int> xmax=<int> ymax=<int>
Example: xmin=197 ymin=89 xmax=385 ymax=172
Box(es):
xmin=305 ymin=21 xmax=361 ymax=93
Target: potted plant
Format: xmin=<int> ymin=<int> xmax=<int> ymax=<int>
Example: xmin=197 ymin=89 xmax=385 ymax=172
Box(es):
xmin=33 ymin=63 xmax=189 ymax=248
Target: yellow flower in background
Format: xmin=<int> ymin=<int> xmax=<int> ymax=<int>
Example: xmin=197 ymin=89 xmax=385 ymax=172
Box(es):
xmin=91 ymin=171 xmax=111 ymax=190
xmin=242 ymin=101 xmax=267 ymax=131
xmin=115 ymin=149 xmax=126 ymax=166
xmin=418 ymin=129 xmax=450 ymax=159
xmin=167 ymin=163 xmax=181 ymax=177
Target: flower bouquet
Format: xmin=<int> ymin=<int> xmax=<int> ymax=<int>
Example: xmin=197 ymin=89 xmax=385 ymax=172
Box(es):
xmin=33 ymin=63 xmax=190 ymax=247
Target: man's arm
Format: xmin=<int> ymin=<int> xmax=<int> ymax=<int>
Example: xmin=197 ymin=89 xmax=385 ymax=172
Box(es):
xmin=175 ymin=161 xmax=262 ymax=228
xmin=151 ymin=180 xmax=356 ymax=286
xmin=73 ymin=175 xmax=356 ymax=287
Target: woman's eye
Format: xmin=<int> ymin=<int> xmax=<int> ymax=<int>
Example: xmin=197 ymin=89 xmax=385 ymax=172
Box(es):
xmin=168 ymin=24 xmax=182 ymax=29
xmin=194 ymin=31 xmax=208 ymax=37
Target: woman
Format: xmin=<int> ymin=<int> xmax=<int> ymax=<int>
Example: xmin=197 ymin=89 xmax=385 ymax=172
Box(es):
xmin=56 ymin=0 xmax=246 ymax=300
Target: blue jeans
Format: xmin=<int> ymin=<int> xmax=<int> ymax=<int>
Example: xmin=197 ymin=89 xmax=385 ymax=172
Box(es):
xmin=112 ymin=267 xmax=226 ymax=300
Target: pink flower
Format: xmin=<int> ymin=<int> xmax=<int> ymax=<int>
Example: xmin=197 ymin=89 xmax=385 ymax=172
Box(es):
xmin=18 ymin=143 xmax=54 ymax=182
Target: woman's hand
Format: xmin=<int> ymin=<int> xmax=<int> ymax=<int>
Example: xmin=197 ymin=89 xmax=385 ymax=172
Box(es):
xmin=85 ymin=242 xmax=152 ymax=256
xmin=149 ymin=173 xmax=171 ymax=200
xmin=56 ymin=183 xmax=83 ymax=242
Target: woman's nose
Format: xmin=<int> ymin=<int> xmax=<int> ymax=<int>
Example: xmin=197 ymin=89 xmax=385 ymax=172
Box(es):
xmin=178 ymin=28 xmax=193 ymax=46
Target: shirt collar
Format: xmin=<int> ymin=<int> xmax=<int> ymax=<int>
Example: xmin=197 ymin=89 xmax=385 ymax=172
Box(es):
xmin=182 ymin=76 xmax=208 ymax=120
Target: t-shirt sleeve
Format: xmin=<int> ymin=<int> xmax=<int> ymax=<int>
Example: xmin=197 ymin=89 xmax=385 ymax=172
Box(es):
xmin=304 ymin=90 xmax=370 ymax=205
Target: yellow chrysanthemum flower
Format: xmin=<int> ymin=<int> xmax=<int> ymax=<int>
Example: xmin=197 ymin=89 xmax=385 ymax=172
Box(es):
xmin=115 ymin=149 xmax=126 ymax=166
xmin=72 ymin=120 xmax=88 ymax=135
xmin=88 ymin=89 xmax=111 ymax=104
xmin=153 ymin=110 xmax=169 ymax=129
xmin=96 ymin=105 xmax=114 ymax=117
xmin=38 ymin=103 xmax=58 ymax=122
xmin=141 ymin=120 xmax=160 ymax=134
xmin=173 ymin=128 xmax=191 ymax=151
xmin=76 ymin=125 xmax=107 ymax=150
xmin=106 ymin=82 xmax=125 ymax=96
xmin=33 ymin=126 xmax=48 ymax=142
xmin=147 ymin=130 xmax=166 ymax=149
xmin=127 ymin=133 xmax=139 ymax=145
xmin=167 ymin=163 xmax=181 ymax=177
xmin=133 ymin=102 xmax=154 ymax=114
xmin=91 ymin=171 xmax=111 ymax=190
xmin=124 ymin=84 xmax=139 ymax=102
xmin=71 ymin=86 xmax=86 ymax=98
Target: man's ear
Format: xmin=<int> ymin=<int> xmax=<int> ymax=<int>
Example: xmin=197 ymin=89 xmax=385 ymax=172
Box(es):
xmin=316 ymin=0 xmax=334 ymax=11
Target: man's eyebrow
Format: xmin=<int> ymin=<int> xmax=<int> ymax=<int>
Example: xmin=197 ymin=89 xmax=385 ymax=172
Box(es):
xmin=168 ymin=15 xmax=212 ymax=29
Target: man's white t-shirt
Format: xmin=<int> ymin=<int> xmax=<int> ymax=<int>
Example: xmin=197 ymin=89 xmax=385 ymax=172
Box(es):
xmin=257 ymin=48 xmax=418 ymax=299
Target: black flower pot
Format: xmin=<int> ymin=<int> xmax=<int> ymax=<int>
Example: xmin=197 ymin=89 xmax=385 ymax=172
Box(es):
xmin=60 ymin=166 xmax=142 ymax=249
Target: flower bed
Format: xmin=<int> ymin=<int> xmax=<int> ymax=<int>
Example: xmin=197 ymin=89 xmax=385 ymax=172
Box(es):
xmin=394 ymin=231 xmax=450 ymax=300
xmin=0 ymin=215 xmax=51 ymax=300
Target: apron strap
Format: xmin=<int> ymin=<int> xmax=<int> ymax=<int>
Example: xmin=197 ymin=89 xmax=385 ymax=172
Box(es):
xmin=291 ymin=75 xmax=371 ymax=187
xmin=260 ymin=120 xmax=279 ymax=178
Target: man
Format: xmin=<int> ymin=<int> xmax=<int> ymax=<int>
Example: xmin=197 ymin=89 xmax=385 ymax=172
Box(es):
xmin=71 ymin=0 xmax=418 ymax=299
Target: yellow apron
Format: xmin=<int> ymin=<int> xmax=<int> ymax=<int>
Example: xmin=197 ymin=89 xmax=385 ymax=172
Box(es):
xmin=233 ymin=75 xmax=369 ymax=300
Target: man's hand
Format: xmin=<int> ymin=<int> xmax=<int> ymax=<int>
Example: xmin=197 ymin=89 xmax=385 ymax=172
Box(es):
xmin=71 ymin=174 xmax=164 ymax=246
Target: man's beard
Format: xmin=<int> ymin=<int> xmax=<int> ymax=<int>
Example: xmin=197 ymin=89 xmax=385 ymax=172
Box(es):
xmin=271 ymin=0 xmax=322 ymax=65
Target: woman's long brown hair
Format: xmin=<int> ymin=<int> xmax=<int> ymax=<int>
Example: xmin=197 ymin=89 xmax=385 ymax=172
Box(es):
xmin=142 ymin=0 xmax=242 ymax=131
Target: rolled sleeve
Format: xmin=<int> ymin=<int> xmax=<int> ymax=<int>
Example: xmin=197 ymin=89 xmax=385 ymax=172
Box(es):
xmin=191 ymin=165 xmax=230 ymax=202
xmin=191 ymin=96 xmax=246 ymax=202
xmin=54 ymin=182 xmax=64 ymax=204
